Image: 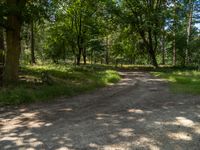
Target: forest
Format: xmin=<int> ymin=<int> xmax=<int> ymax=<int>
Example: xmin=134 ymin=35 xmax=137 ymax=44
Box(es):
xmin=0 ymin=0 xmax=200 ymax=103
xmin=1 ymin=1 xmax=200 ymax=149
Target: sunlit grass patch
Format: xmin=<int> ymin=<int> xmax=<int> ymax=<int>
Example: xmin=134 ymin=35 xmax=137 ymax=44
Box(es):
xmin=152 ymin=70 xmax=200 ymax=94
xmin=0 ymin=64 xmax=121 ymax=106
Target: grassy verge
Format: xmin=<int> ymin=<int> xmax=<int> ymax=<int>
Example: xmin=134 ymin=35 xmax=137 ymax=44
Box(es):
xmin=152 ymin=69 xmax=200 ymax=94
xmin=0 ymin=64 xmax=121 ymax=106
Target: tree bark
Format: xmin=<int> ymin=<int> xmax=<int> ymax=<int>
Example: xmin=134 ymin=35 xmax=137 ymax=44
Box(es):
xmin=162 ymin=28 xmax=165 ymax=65
xmin=76 ymin=5 xmax=82 ymax=66
xmin=105 ymin=36 xmax=109 ymax=65
xmin=139 ymin=30 xmax=158 ymax=68
xmin=0 ymin=28 xmax=5 ymax=85
xmin=173 ymin=35 xmax=176 ymax=66
xmin=82 ymin=48 xmax=86 ymax=65
xmin=30 ymin=19 xmax=36 ymax=64
xmin=0 ymin=28 xmax=4 ymax=64
xmin=173 ymin=0 xmax=177 ymax=66
xmin=148 ymin=29 xmax=158 ymax=68
xmin=4 ymin=0 xmax=25 ymax=83
xmin=185 ymin=0 xmax=194 ymax=65
xmin=162 ymin=39 xmax=165 ymax=65
xmin=76 ymin=47 xmax=82 ymax=65
xmin=148 ymin=46 xmax=158 ymax=68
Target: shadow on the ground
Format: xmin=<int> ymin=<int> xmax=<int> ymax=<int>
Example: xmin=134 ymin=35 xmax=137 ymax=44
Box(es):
xmin=0 ymin=71 xmax=200 ymax=150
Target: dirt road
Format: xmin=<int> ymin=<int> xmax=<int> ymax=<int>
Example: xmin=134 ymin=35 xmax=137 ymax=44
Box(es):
xmin=1 ymin=71 xmax=200 ymax=150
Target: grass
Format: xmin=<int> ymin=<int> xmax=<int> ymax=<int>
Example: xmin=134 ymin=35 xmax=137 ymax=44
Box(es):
xmin=0 ymin=64 xmax=121 ymax=106
xmin=152 ymin=69 xmax=200 ymax=94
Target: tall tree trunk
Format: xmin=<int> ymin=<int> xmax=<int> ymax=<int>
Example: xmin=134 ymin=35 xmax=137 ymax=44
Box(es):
xmin=105 ymin=36 xmax=109 ymax=65
xmin=139 ymin=30 xmax=158 ymax=68
xmin=77 ymin=47 xmax=82 ymax=65
xmin=4 ymin=15 xmax=21 ymax=83
xmin=148 ymin=46 xmax=158 ymax=68
xmin=4 ymin=17 xmax=21 ymax=83
xmin=82 ymin=48 xmax=86 ymax=65
xmin=162 ymin=29 xmax=165 ymax=65
xmin=77 ymin=33 xmax=82 ymax=65
xmin=185 ymin=0 xmax=194 ymax=65
xmin=0 ymin=28 xmax=5 ymax=85
xmin=4 ymin=0 xmax=25 ymax=83
xmin=0 ymin=28 xmax=4 ymax=64
xmin=30 ymin=19 xmax=36 ymax=64
xmin=173 ymin=0 xmax=177 ymax=66
xmin=173 ymin=35 xmax=176 ymax=66
xmin=90 ymin=49 xmax=93 ymax=65
xmin=148 ymin=29 xmax=158 ymax=68
xmin=162 ymin=40 xmax=165 ymax=65
xmin=76 ymin=5 xmax=82 ymax=66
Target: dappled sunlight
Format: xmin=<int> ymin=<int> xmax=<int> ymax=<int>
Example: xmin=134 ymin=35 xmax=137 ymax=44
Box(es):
xmin=167 ymin=132 xmax=192 ymax=141
xmin=128 ymin=108 xmax=153 ymax=115
xmin=116 ymin=78 xmax=136 ymax=86
xmin=176 ymin=117 xmax=195 ymax=127
xmin=118 ymin=128 xmax=134 ymax=137
xmin=89 ymin=143 xmax=99 ymax=148
xmin=19 ymin=75 xmax=41 ymax=83
xmin=132 ymin=137 xmax=161 ymax=150
xmin=126 ymin=116 xmax=135 ymax=120
xmin=128 ymin=108 xmax=144 ymax=114
xmin=59 ymin=108 xmax=73 ymax=112
xmin=145 ymin=78 xmax=167 ymax=82
xmin=154 ymin=117 xmax=197 ymax=128
xmin=0 ymin=110 xmax=58 ymax=149
xmin=1 ymin=112 xmax=40 ymax=132
xmin=1 ymin=134 xmax=44 ymax=148
xmin=137 ymin=118 xmax=146 ymax=122
xmin=193 ymin=125 xmax=200 ymax=134
xmin=103 ymin=144 xmax=131 ymax=150
xmin=96 ymin=116 xmax=104 ymax=120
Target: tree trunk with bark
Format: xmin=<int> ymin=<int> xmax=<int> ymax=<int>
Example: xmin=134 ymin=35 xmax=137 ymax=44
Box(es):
xmin=185 ymin=0 xmax=194 ymax=65
xmin=140 ymin=29 xmax=158 ymax=68
xmin=76 ymin=7 xmax=82 ymax=66
xmin=105 ymin=36 xmax=109 ymax=65
xmin=82 ymin=48 xmax=86 ymax=65
xmin=4 ymin=0 xmax=25 ymax=83
xmin=0 ymin=28 xmax=5 ymax=85
xmin=173 ymin=0 xmax=177 ymax=66
xmin=76 ymin=47 xmax=82 ymax=65
xmin=30 ymin=19 xmax=36 ymax=64
xmin=0 ymin=28 xmax=4 ymax=64
xmin=148 ymin=29 xmax=158 ymax=68
xmin=173 ymin=35 xmax=176 ymax=66
xmin=148 ymin=45 xmax=158 ymax=68
xmin=161 ymin=26 xmax=166 ymax=65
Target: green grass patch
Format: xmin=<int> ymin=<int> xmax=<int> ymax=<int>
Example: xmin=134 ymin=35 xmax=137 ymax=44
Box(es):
xmin=0 ymin=64 xmax=121 ymax=106
xmin=152 ymin=69 xmax=200 ymax=94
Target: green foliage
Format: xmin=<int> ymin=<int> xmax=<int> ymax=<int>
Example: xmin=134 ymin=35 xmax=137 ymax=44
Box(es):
xmin=0 ymin=64 xmax=120 ymax=106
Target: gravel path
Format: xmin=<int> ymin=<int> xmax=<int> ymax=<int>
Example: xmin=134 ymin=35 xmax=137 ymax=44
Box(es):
xmin=0 ymin=71 xmax=200 ymax=150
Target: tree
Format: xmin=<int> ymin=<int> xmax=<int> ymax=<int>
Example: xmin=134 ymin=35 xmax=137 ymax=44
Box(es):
xmin=1 ymin=0 xmax=52 ymax=83
xmin=185 ymin=0 xmax=194 ymax=65
xmin=121 ymin=0 xmax=167 ymax=67
xmin=0 ymin=27 xmax=4 ymax=85
xmin=30 ymin=19 xmax=36 ymax=64
xmin=172 ymin=0 xmax=177 ymax=66
xmin=4 ymin=0 xmax=26 ymax=83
